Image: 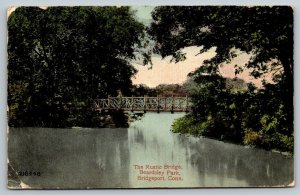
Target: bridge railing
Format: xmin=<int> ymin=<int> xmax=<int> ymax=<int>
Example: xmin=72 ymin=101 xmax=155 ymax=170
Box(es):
xmin=94 ymin=96 xmax=191 ymax=112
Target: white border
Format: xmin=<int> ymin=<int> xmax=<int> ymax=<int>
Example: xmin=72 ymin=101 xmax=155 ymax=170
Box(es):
xmin=0 ymin=1 xmax=299 ymax=195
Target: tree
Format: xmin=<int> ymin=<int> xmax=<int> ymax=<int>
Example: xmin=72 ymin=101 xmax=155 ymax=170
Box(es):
xmin=8 ymin=7 xmax=145 ymax=127
xmin=149 ymin=6 xmax=293 ymax=96
xmin=150 ymin=6 xmax=294 ymax=153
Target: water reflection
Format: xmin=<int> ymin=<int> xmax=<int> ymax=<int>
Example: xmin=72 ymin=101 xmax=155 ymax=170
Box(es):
xmin=8 ymin=113 xmax=293 ymax=188
xmin=176 ymin=134 xmax=293 ymax=187
xmin=128 ymin=113 xmax=293 ymax=187
xmin=8 ymin=128 xmax=130 ymax=188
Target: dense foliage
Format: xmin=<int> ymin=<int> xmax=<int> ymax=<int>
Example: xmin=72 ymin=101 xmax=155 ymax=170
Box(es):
xmin=172 ymin=76 xmax=293 ymax=153
xmin=8 ymin=7 xmax=144 ymax=127
xmin=149 ymin=6 xmax=294 ymax=153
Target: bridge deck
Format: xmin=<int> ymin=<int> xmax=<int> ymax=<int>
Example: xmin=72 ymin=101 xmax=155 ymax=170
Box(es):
xmin=94 ymin=96 xmax=191 ymax=112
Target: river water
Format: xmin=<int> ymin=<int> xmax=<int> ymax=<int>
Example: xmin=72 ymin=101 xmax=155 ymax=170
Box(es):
xmin=8 ymin=113 xmax=294 ymax=188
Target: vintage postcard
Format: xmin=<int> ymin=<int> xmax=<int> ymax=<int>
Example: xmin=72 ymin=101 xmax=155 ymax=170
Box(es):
xmin=7 ymin=6 xmax=294 ymax=189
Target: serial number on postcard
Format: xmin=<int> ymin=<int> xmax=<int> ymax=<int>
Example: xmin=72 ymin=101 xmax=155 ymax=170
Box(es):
xmin=17 ymin=171 xmax=41 ymax=176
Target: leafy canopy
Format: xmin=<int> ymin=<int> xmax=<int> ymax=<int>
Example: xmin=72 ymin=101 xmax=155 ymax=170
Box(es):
xmin=149 ymin=6 xmax=293 ymax=86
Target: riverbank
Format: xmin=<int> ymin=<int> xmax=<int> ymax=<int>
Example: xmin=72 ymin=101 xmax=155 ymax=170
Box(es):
xmin=171 ymin=114 xmax=294 ymax=156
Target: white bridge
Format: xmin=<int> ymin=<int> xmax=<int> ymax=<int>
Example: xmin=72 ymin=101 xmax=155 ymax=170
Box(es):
xmin=94 ymin=96 xmax=191 ymax=113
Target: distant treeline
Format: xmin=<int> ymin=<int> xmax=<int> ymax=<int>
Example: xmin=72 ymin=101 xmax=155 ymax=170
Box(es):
xmin=131 ymin=84 xmax=189 ymax=97
xmin=131 ymin=77 xmax=248 ymax=97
